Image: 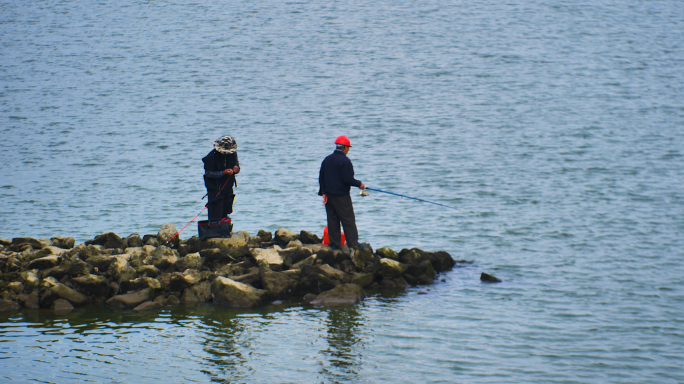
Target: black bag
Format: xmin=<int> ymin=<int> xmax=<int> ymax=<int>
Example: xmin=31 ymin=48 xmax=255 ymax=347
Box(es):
xmin=198 ymin=218 xmax=233 ymax=240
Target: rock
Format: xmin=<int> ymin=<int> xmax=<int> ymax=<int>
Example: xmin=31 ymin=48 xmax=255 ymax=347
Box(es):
xmin=259 ymin=261 xmax=296 ymax=299
xmin=303 ymin=293 xmax=317 ymax=303
xmin=42 ymin=283 xmax=87 ymax=307
xmin=21 ymin=271 xmax=40 ymax=291
xmin=120 ymin=277 xmax=161 ymax=293
xmin=28 ymin=254 xmax=62 ymax=270
xmin=199 ymin=231 xmax=250 ymax=258
xmin=399 ymin=249 xmax=426 ymax=266
xmin=378 ymin=258 xmax=407 ymax=279
xmin=286 ymin=239 xmax=303 ymax=248
xmin=351 ymin=272 xmax=375 ymax=288
xmin=279 ymin=246 xmax=313 ymax=267
xmin=21 ymin=292 xmax=40 ymax=309
xmin=231 ymin=273 xmax=260 ymax=286
xmin=480 ymin=272 xmax=502 ymax=283
xmin=134 ymin=301 xmax=163 ymax=311
xmin=145 ymin=237 xmax=160 ymax=247
xmin=181 ymin=281 xmax=212 ymax=303
xmin=317 ymin=264 xmax=351 ymax=283
xmin=175 ymin=252 xmax=203 ymax=271
xmin=376 ymin=247 xmax=399 ymax=261
xmin=106 ymin=288 xmax=155 ymax=308
xmin=256 ymin=230 xmax=272 ymax=242
xmin=0 ymin=300 xmax=20 ymax=312
xmin=86 ymin=232 xmax=124 ymax=249
xmin=136 ymin=265 xmax=160 ymax=278
xmin=310 ymin=284 xmax=366 ymax=306
xmin=125 ymin=233 xmax=143 ymax=248
xmin=51 ymin=236 xmax=75 ymax=249
xmin=426 ymin=251 xmax=456 ymax=272
xmin=351 ymin=243 xmax=375 ymax=270
xmin=157 ymin=223 xmax=179 ymax=248
xmin=150 ymin=246 xmax=179 ymax=270
xmin=291 ymin=255 xmax=317 ymax=270
xmin=107 ymin=256 xmax=136 ymax=282
xmin=68 ymin=259 xmax=94 ymax=276
xmin=11 ymin=237 xmax=43 ymax=250
xmin=85 ymin=255 xmax=115 ymax=270
xmin=211 ymin=276 xmax=267 ymax=308
xmin=165 ymin=295 xmax=180 ymax=305
xmin=251 ymin=248 xmax=284 ymax=271
xmin=71 ymin=274 xmax=111 ymax=297
xmin=169 ymin=270 xmax=201 ymax=292
xmin=299 ymin=230 xmax=321 ymax=245
xmin=53 ymin=299 xmax=74 ymax=312
xmin=8 ymin=282 xmax=23 ymax=294
xmin=199 ymin=248 xmax=223 ymax=260
xmin=84 ymin=244 xmax=103 ymax=259
xmin=274 ymin=227 xmax=298 ymax=247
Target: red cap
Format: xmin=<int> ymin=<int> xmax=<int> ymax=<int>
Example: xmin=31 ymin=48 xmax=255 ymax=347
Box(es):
xmin=334 ymin=135 xmax=352 ymax=147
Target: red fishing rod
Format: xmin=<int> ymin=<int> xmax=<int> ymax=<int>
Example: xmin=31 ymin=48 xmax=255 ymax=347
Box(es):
xmin=166 ymin=177 xmax=232 ymax=245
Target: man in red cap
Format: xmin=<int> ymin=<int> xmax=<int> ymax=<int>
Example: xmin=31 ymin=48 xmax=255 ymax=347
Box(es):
xmin=318 ymin=136 xmax=365 ymax=252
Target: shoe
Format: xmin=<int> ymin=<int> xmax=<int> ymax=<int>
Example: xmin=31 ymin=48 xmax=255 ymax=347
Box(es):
xmin=331 ymin=245 xmax=342 ymax=251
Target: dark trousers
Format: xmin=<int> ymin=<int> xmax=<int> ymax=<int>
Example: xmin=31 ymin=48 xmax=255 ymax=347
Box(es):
xmin=325 ymin=194 xmax=359 ymax=247
xmin=207 ymin=191 xmax=234 ymax=222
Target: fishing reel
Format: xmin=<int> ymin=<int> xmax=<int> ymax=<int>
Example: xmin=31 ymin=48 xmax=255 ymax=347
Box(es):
xmin=359 ymin=190 xmax=369 ymax=197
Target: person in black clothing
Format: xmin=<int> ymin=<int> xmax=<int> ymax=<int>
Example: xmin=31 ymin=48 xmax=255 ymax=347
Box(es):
xmin=318 ymin=135 xmax=365 ymax=251
xmin=203 ymin=136 xmax=240 ymax=222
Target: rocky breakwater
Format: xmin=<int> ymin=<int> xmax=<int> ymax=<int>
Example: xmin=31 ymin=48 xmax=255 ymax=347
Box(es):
xmin=0 ymin=225 xmax=456 ymax=312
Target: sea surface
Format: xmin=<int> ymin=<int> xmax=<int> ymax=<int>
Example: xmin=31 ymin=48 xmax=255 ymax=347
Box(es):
xmin=1 ymin=0 xmax=683 ymax=382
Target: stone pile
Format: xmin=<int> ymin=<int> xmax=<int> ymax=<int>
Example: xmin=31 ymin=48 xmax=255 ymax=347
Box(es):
xmin=0 ymin=225 xmax=456 ymax=312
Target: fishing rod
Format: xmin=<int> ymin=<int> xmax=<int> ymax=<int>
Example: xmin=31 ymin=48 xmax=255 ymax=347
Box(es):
xmin=166 ymin=177 xmax=232 ymax=245
xmin=361 ymin=187 xmax=461 ymax=211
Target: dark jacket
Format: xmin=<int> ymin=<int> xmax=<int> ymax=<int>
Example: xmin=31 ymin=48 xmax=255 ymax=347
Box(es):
xmin=318 ymin=150 xmax=361 ymax=196
xmin=202 ymin=150 xmax=239 ymax=197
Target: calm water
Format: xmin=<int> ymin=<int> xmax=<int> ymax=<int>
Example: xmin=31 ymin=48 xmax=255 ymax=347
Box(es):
xmin=2 ymin=0 xmax=684 ymax=382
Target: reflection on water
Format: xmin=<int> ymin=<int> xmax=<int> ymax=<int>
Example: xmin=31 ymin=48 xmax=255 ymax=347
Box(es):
xmin=320 ymin=307 xmax=364 ymax=382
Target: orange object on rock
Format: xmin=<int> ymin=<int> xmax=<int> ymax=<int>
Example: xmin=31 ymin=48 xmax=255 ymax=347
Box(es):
xmin=322 ymin=226 xmax=346 ymax=246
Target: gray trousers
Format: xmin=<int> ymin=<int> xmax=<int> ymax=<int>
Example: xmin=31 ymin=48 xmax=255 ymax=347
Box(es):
xmin=325 ymin=194 xmax=359 ymax=247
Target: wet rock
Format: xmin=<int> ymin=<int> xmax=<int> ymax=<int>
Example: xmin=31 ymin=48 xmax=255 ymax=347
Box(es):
xmin=28 ymin=255 xmax=62 ymax=270
xmin=303 ymin=293 xmax=317 ymax=303
xmin=169 ymin=269 xmax=201 ymax=292
xmin=351 ymin=272 xmax=375 ymax=288
xmin=0 ymin=300 xmax=20 ymax=312
xmin=399 ymin=249 xmax=426 ymax=266
xmin=51 ymin=236 xmax=75 ymax=250
xmin=257 ymin=230 xmax=272 ymax=242
xmin=19 ymin=292 xmax=40 ymax=309
xmin=42 ymin=283 xmax=87 ymax=307
xmin=53 ymin=299 xmax=74 ymax=312
xmin=425 ymin=251 xmax=456 ymax=272
xmin=125 ymin=234 xmax=143 ymax=248
xmin=274 ymin=227 xmax=299 ymax=247
xmin=86 ymin=232 xmax=124 ymax=249
xmin=165 ymin=295 xmax=180 ymax=306
xmin=299 ymin=230 xmax=321 ymax=245
xmin=106 ymin=288 xmax=155 ymax=308
xmin=211 ymin=276 xmax=267 ymax=308
xmin=134 ymin=301 xmax=163 ymax=311
xmin=310 ymin=284 xmax=366 ymax=306
xmin=376 ymin=247 xmax=399 ymax=261
xmin=480 ymin=272 xmax=502 ymax=283
xmin=181 ymin=281 xmax=212 ymax=304
xmin=378 ymin=258 xmax=407 ymax=279
xmin=259 ymin=261 xmax=296 ymax=299
xmin=71 ymin=274 xmax=111 ymax=297
xmin=251 ymin=247 xmax=284 ymax=271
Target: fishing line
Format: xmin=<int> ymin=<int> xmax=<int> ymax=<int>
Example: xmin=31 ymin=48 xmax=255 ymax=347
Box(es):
xmin=166 ymin=177 xmax=232 ymax=245
xmin=362 ymin=187 xmax=462 ymax=211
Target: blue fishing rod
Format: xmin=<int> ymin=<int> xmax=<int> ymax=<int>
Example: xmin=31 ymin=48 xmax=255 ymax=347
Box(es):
xmin=361 ymin=187 xmax=461 ymax=211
